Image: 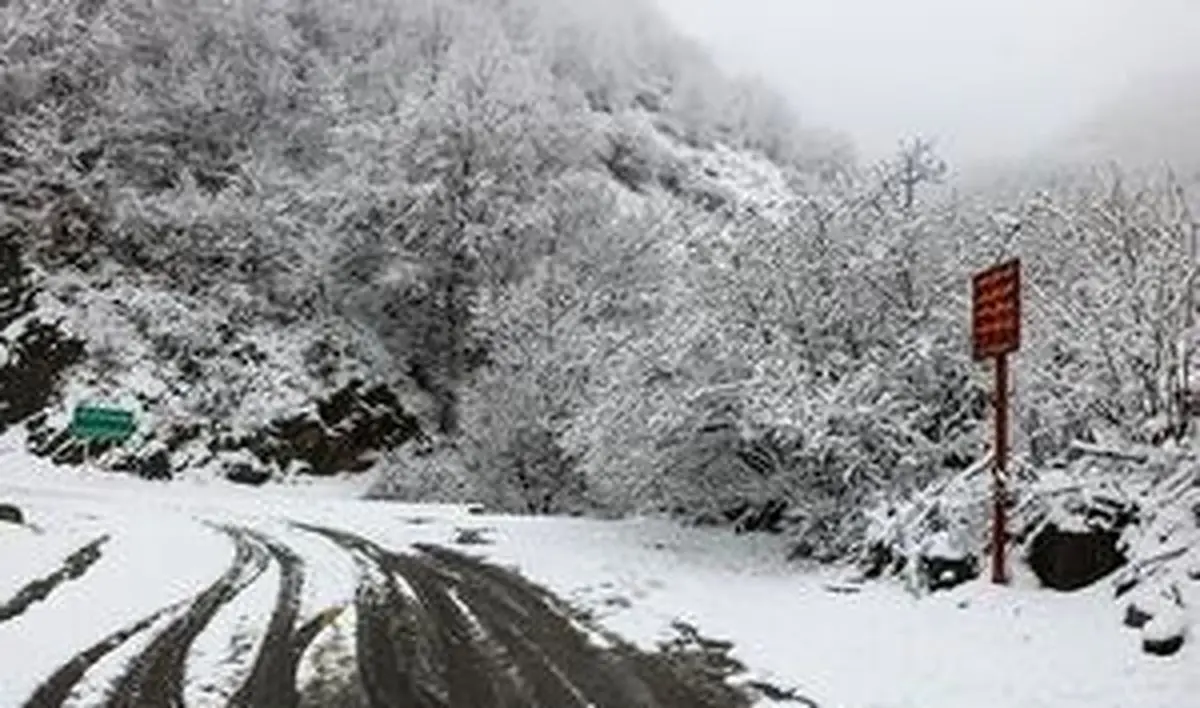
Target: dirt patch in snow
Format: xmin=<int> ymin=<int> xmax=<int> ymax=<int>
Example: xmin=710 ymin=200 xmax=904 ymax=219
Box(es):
xmin=0 ymin=535 xmax=109 ymax=624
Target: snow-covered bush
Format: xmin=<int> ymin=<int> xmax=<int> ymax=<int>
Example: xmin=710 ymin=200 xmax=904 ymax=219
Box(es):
xmin=365 ymin=441 xmax=475 ymax=504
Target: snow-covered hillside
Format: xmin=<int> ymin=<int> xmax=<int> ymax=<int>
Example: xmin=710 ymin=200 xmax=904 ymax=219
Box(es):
xmin=0 ymin=0 xmax=852 ymax=491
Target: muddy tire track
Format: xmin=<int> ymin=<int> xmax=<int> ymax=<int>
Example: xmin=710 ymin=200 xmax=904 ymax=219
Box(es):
xmin=227 ymin=529 xmax=306 ymax=708
xmin=23 ymin=520 xmax=757 ymax=708
xmin=289 ymin=605 xmax=346 ymax=663
xmin=21 ymin=600 xmax=187 ymax=708
xmin=0 ymin=535 xmax=110 ymax=624
xmin=292 ymin=524 xmax=446 ymax=708
xmin=291 ymin=525 xmax=751 ymax=708
xmin=413 ymin=545 xmax=665 ymax=708
xmin=415 ymin=543 xmax=753 ymax=707
xmin=395 ymin=553 xmax=598 ymax=707
xmin=105 ymin=524 xmax=270 ymax=708
xmin=388 ymin=554 xmax=532 ymax=708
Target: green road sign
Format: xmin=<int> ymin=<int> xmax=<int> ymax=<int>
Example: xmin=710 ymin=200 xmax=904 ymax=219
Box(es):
xmin=70 ymin=405 xmax=136 ymax=442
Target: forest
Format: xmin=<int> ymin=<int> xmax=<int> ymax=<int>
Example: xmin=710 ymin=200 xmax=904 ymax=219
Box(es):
xmin=1 ymin=0 xmax=1196 ymax=557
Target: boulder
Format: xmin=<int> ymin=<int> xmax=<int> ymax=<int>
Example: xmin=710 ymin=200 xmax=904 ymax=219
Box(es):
xmin=0 ymin=502 xmax=23 ymax=525
xmin=224 ymin=460 xmax=270 ymax=486
xmin=1028 ymin=524 xmax=1126 ymax=591
xmin=918 ymin=529 xmax=979 ymax=592
xmin=1124 ymin=584 xmax=1185 ymax=630
xmin=247 ymin=381 xmax=423 ymax=477
xmin=0 ymin=322 xmax=85 ymax=432
xmin=920 ymin=554 xmax=979 ymax=591
xmin=452 ymin=527 xmax=494 ymax=545
xmin=1142 ymin=607 xmax=1188 ymax=657
xmin=1124 ymin=602 xmax=1155 ymax=629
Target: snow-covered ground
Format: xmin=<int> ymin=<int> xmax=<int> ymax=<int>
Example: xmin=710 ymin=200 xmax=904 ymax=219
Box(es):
xmin=0 ymin=445 xmax=1196 ymax=708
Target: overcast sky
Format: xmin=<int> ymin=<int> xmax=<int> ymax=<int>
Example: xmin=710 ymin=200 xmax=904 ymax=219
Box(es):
xmin=653 ymin=0 xmax=1200 ymax=167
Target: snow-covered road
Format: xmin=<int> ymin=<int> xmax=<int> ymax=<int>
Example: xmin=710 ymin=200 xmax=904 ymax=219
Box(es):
xmin=0 ymin=451 xmax=1197 ymax=708
xmin=0 ymin=477 xmax=750 ymax=707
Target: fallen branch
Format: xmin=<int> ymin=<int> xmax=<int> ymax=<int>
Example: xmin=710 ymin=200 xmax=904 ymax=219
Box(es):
xmin=1068 ymin=440 xmax=1149 ymax=464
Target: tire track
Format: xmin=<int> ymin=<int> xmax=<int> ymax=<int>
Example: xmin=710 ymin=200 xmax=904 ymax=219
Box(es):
xmin=227 ymin=529 xmax=305 ymax=708
xmin=291 ymin=523 xmax=445 ymax=708
xmin=21 ymin=600 xmax=188 ymax=708
xmin=0 ymin=535 xmax=110 ymax=624
xmin=387 ymin=554 xmax=532 ymax=708
xmin=413 ymin=544 xmax=661 ymax=708
xmin=289 ymin=605 xmax=347 ymax=665
xmin=104 ymin=524 xmax=270 ymax=708
xmin=24 ymin=520 xmax=754 ymax=708
xmin=416 ymin=543 xmax=752 ymax=708
xmin=289 ymin=524 xmax=751 ymax=708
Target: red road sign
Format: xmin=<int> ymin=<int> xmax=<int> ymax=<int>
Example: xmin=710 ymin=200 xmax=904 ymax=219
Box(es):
xmin=970 ymin=258 xmax=1022 ymax=585
xmin=972 ymin=258 xmax=1021 ymax=361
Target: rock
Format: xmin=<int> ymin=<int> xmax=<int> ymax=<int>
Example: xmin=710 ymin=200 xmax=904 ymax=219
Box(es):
xmin=138 ymin=448 xmax=172 ymax=481
xmin=1142 ymin=607 xmax=1188 ymax=657
xmin=1124 ymin=602 xmax=1155 ymax=629
xmin=917 ymin=529 xmax=979 ymax=591
xmin=224 ymin=460 xmax=271 ymax=486
xmin=247 ymin=381 xmax=423 ymax=477
xmin=861 ymin=541 xmax=895 ymax=579
xmin=823 ymin=582 xmax=863 ymax=595
xmin=1126 ymin=583 xmax=1185 ymax=631
xmin=0 ymin=502 xmax=23 ymax=525
xmin=733 ymin=499 xmax=790 ymax=534
xmin=920 ymin=554 xmax=979 ymax=591
xmin=452 ymin=527 xmax=493 ymax=545
xmin=0 ymin=321 xmax=85 ymax=432
xmin=1028 ymin=524 xmax=1127 ymax=591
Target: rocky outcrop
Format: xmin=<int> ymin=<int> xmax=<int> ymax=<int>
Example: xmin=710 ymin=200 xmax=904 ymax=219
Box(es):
xmin=1 ymin=323 xmax=86 ymax=432
xmin=0 ymin=233 xmax=86 ymax=438
xmin=21 ymin=375 xmax=422 ymax=484
xmin=0 ymin=227 xmax=36 ymax=331
xmin=221 ymin=379 xmax=424 ymax=482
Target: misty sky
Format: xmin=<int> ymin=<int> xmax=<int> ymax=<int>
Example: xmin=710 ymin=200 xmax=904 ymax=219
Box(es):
xmin=653 ymin=0 xmax=1200 ymax=166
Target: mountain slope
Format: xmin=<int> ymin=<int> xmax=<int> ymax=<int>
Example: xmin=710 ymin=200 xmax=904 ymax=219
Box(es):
xmin=0 ymin=0 xmax=850 ymax=484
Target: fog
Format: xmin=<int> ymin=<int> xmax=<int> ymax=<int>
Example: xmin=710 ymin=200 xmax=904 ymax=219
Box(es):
xmin=653 ymin=0 xmax=1200 ymax=167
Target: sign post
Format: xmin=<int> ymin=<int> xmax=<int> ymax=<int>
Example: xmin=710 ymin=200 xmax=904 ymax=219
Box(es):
xmin=971 ymin=258 xmax=1021 ymax=585
xmin=69 ymin=405 xmax=136 ymax=471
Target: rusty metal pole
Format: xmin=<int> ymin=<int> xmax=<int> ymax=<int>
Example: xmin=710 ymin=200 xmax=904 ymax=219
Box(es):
xmin=992 ymin=353 xmax=1009 ymax=585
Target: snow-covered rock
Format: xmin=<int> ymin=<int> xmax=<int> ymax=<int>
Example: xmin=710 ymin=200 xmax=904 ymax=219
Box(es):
xmin=1142 ymin=605 xmax=1188 ymax=657
xmin=1124 ymin=583 xmax=1184 ymax=629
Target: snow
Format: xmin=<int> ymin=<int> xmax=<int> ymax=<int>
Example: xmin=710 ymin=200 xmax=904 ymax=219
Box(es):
xmin=60 ymin=607 xmax=186 ymax=708
xmin=294 ymin=604 xmax=359 ymax=700
xmin=1143 ymin=606 xmax=1188 ymax=644
xmin=0 ymin=507 xmax=233 ymax=706
xmin=921 ymin=529 xmax=970 ymax=561
xmin=184 ymin=562 xmax=280 ymax=707
xmin=475 ymin=520 xmax=1200 ymax=708
xmin=0 ymin=445 xmax=1197 ymax=708
xmin=20 ymin=267 xmax=403 ymax=486
xmin=0 ymin=517 xmax=104 ymax=603
xmin=269 ymin=525 xmax=358 ymax=624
